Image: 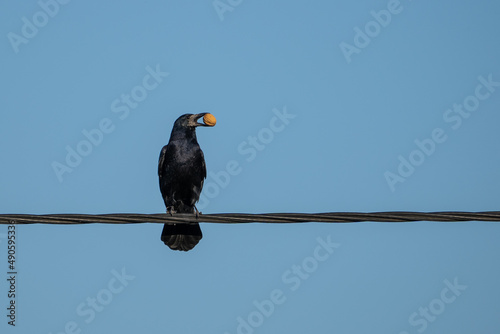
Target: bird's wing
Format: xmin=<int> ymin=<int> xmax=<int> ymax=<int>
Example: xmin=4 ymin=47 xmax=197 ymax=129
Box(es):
xmin=158 ymin=145 xmax=169 ymax=178
xmin=198 ymin=150 xmax=207 ymax=197
xmin=200 ymin=149 xmax=207 ymax=180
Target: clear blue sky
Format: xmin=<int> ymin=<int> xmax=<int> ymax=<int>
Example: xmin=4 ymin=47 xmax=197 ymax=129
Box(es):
xmin=1 ymin=0 xmax=500 ymax=333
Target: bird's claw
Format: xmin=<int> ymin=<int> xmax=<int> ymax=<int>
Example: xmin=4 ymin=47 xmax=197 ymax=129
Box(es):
xmin=194 ymin=206 xmax=201 ymax=218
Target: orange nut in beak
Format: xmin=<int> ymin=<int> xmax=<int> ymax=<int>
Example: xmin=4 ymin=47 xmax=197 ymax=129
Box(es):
xmin=203 ymin=113 xmax=216 ymax=127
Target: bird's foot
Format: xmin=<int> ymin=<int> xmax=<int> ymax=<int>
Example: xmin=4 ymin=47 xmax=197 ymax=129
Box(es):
xmin=167 ymin=207 xmax=176 ymax=216
xmin=194 ymin=206 xmax=201 ymax=218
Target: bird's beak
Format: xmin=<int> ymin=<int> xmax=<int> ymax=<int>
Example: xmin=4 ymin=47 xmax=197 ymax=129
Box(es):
xmin=192 ymin=113 xmax=216 ymax=127
xmin=193 ymin=113 xmax=209 ymax=127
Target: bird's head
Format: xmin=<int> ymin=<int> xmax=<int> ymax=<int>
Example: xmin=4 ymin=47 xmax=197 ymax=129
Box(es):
xmin=174 ymin=113 xmax=216 ymax=129
xmin=169 ymin=113 xmax=216 ymax=141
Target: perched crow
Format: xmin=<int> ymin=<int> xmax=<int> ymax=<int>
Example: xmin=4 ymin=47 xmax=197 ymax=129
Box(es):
xmin=158 ymin=113 xmax=215 ymax=251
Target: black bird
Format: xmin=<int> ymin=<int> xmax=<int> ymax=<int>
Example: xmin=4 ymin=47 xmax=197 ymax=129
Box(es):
xmin=158 ymin=113 xmax=215 ymax=251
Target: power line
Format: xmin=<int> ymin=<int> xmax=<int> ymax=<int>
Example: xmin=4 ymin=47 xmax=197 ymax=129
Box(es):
xmin=0 ymin=211 xmax=499 ymax=225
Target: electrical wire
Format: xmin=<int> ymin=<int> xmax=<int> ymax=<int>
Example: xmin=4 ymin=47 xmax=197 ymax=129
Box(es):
xmin=1 ymin=211 xmax=499 ymax=225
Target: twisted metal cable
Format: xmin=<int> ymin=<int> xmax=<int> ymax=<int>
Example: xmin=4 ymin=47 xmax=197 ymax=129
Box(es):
xmin=0 ymin=211 xmax=500 ymax=225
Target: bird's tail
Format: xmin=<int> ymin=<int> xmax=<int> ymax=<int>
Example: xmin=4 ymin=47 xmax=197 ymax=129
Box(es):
xmin=161 ymin=223 xmax=202 ymax=251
